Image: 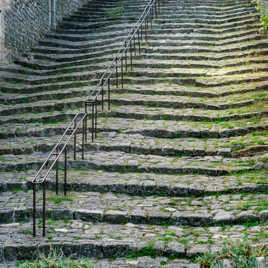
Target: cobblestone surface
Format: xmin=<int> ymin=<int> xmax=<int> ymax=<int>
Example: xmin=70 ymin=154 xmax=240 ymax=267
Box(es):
xmin=0 ymin=0 xmax=267 ymax=266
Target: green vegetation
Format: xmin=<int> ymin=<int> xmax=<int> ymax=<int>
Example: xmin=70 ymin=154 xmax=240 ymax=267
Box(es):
xmin=106 ymin=5 xmax=124 ymax=20
xmin=16 ymin=248 xmax=94 ymax=268
xmin=195 ymin=239 xmax=268 ymax=268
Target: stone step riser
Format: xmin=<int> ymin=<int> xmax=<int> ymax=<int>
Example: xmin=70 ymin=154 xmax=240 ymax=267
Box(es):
xmin=1 ymin=107 xmax=266 ymax=126
xmin=36 ymin=34 xmax=260 ymax=52
xmin=0 ymin=137 xmax=233 ymax=157
xmin=2 ymin=93 xmax=267 ymax=116
xmin=32 ymin=38 xmax=266 ymax=56
xmin=111 ymin=98 xmax=268 ymax=110
xmin=46 ymin=29 xmax=258 ymax=43
xmin=58 ymin=17 xmax=258 ymax=30
xmin=25 ymin=41 xmax=267 ymax=64
xmin=10 ymin=58 xmax=268 ymax=77
xmin=121 ymin=75 xmax=268 ymax=87
xmin=116 ymin=84 xmax=268 ymax=97
xmin=0 ymin=207 xmax=264 ymax=227
xmin=0 ymin=81 xmax=94 ymax=94
xmin=0 ymin=241 xmax=185 ymax=263
xmin=69 ymin=11 xmax=257 ymax=22
xmin=15 ymin=47 xmax=265 ymax=71
xmin=73 ymin=7 xmax=256 ymax=16
xmin=54 ymin=24 xmax=258 ymax=37
xmin=0 ymin=123 xmax=267 ymax=140
xmin=62 ymin=13 xmax=259 ymax=25
xmin=2 ymin=179 xmax=268 ymax=197
xmin=0 ymin=158 xmax=239 ymax=176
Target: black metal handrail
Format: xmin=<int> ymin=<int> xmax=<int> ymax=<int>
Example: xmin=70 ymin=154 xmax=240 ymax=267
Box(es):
xmin=32 ymin=0 xmax=162 ymax=237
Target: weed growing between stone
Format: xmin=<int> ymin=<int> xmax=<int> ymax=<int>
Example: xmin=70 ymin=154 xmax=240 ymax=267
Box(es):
xmin=194 ymin=239 xmax=267 ymax=268
xmin=16 ymin=247 xmax=94 ymax=268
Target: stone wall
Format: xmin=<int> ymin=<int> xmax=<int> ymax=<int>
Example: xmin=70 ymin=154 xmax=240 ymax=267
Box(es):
xmin=0 ymin=0 xmax=90 ymax=64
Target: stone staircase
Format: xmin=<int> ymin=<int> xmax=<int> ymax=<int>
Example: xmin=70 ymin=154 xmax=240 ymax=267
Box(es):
xmin=0 ymin=0 xmax=268 ymax=266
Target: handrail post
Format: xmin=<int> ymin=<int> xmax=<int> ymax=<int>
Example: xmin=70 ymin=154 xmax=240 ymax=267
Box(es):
xmin=101 ymin=79 xmax=104 ymax=111
xmin=133 ymin=32 xmax=136 ymax=56
xmin=32 ymin=182 xmax=36 ymax=237
xmin=124 ymin=41 xmax=128 ymax=71
xmin=95 ymin=99 xmax=97 ymax=139
xmin=108 ymin=78 xmax=111 ymax=110
xmin=130 ymin=39 xmax=133 ymax=70
xmin=55 ymin=148 xmax=59 ymax=195
xmin=73 ymin=119 xmax=77 ymax=160
xmin=64 ymin=146 xmax=67 ymax=196
xmin=42 ymin=181 xmax=46 ymax=237
xmin=121 ymin=56 xmax=124 ymax=89
xmin=115 ymin=56 xmax=119 ymax=88
xmin=85 ymin=102 xmax=88 ymax=143
xmin=82 ymin=115 xmax=85 ymax=160
xmin=91 ymin=101 xmax=95 ymax=142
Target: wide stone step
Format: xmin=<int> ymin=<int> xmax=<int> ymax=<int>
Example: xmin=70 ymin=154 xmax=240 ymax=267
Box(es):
xmin=58 ymin=17 xmax=258 ymax=32
xmin=0 ymin=147 xmax=258 ymax=174
xmin=1 ymin=168 xmax=267 ymax=196
xmin=1 ymin=220 xmax=267 ymax=262
xmin=45 ymin=28 xmax=259 ymax=44
xmin=32 ymin=38 xmax=267 ymax=58
xmin=36 ymin=33 xmax=261 ymax=52
xmin=117 ymin=81 xmax=268 ymax=97
xmin=10 ymin=54 xmax=268 ymax=76
xmin=2 ymin=188 xmax=267 ymax=226
xmin=153 ymin=14 xmax=259 ymax=24
xmin=0 ymin=80 xmax=96 ymax=94
xmin=54 ymin=23 xmax=259 ymax=38
xmin=1 ymin=88 xmax=267 ymax=116
xmin=1 ymin=99 xmax=267 ymax=126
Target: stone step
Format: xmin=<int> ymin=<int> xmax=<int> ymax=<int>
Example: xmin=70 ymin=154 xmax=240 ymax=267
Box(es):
xmin=54 ymin=23 xmax=259 ymax=37
xmin=1 ymin=220 xmax=267 ymax=262
xmin=69 ymin=10 xmax=258 ymax=23
xmin=44 ymin=28 xmax=259 ymax=45
xmin=0 ymin=99 xmax=267 ymax=126
xmin=7 ymin=55 xmax=268 ymax=77
xmin=58 ymin=17 xmax=258 ymax=31
xmin=1 ymin=126 xmax=267 ymax=161
xmin=73 ymin=6 xmax=256 ymax=16
xmin=115 ymin=81 xmax=268 ymax=97
xmin=0 ymin=80 xmax=97 ymax=94
xmin=0 ymin=147 xmax=257 ymax=174
xmin=0 ymin=88 xmax=267 ymax=116
xmin=153 ymin=14 xmax=260 ymax=24
xmin=36 ymin=33 xmax=261 ymax=52
xmin=32 ymin=38 xmax=267 ymax=57
xmin=2 ymin=188 xmax=268 ymax=226
xmin=1 ymin=168 xmax=267 ymax=196
xmin=1 ymin=117 xmax=267 ymax=140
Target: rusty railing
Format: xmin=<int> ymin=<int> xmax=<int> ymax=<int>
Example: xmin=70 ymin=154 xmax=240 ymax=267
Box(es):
xmin=32 ymin=0 xmax=162 ymax=237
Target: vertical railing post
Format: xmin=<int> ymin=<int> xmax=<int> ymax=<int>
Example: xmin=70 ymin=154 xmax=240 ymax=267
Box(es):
xmin=73 ymin=119 xmax=77 ymax=160
xmin=133 ymin=32 xmax=136 ymax=56
xmin=130 ymin=39 xmax=133 ymax=70
xmin=64 ymin=146 xmax=67 ymax=196
xmin=115 ymin=56 xmax=119 ymax=88
xmin=108 ymin=78 xmax=111 ymax=110
xmin=55 ymin=148 xmax=59 ymax=195
xmin=101 ymin=79 xmax=104 ymax=111
xmin=42 ymin=181 xmax=46 ymax=237
xmin=124 ymin=41 xmax=128 ymax=71
xmin=121 ymin=56 xmax=124 ymax=88
xmin=91 ymin=101 xmax=95 ymax=142
xmin=32 ymin=182 xmax=36 ymax=237
xmin=94 ymin=100 xmax=97 ymax=139
xmin=82 ymin=116 xmax=85 ymax=160
xmin=85 ymin=102 xmax=88 ymax=143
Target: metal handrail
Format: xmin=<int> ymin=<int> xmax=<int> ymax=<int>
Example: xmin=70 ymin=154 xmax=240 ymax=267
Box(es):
xmin=31 ymin=0 xmax=162 ymax=237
